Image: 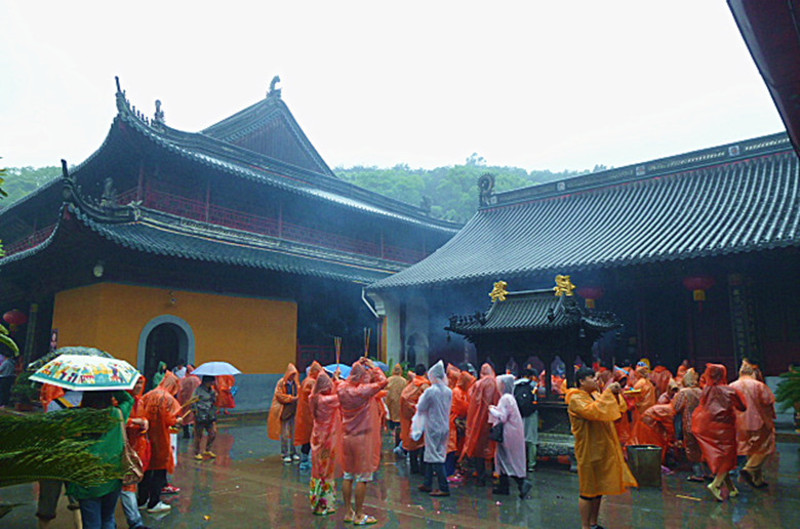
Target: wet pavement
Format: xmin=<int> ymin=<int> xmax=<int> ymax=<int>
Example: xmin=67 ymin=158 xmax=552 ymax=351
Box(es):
xmin=2 ymin=417 xmax=798 ymax=528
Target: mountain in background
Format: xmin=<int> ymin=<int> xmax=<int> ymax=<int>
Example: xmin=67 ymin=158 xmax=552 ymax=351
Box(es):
xmin=1 ymin=160 xmax=591 ymax=223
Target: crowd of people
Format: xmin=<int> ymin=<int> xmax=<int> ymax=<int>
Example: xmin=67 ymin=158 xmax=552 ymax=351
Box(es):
xmin=268 ymin=355 xmax=779 ymax=529
xmin=28 ymin=353 xmax=779 ymax=529
xmin=34 ymin=364 xmax=236 ymax=529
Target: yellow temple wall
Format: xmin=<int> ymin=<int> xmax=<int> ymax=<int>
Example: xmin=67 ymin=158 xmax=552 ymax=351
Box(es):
xmin=51 ymin=282 xmax=297 ymax=373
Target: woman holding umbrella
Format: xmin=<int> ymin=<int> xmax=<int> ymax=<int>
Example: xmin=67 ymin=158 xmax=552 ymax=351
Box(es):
xmin=66 ymin=389 xmax=135 ymax=529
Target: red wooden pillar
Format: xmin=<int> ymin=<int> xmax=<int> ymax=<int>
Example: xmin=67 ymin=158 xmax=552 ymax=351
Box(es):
xmin=136 ymin=161 xmax=144 ymax=201
xmin=205 ymin=180 xmax=211 ymax=222
xmin=278 ymin=202 xmax=283 ymax=238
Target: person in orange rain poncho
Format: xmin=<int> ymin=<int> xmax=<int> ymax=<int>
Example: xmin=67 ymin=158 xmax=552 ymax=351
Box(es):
xmin=138 ymin=371 xmax=182 ymax=513
xmin=177 ymin=365 xmax=200 ymax=439
xmin=596 ymin=365 xmax=613 ymax=390
xmin=567 ymin=367 xmax=637 ymax=529
xmin=400 ymin=364 xmax=430 ymax=474
xmin=650 ymin=364 xmax=674 ymax=401
xmin=672 ymin=368 xmax=705 ymax=481
xmin=268 ymin=363 xmax=300 ymax=463
xmin=692 ymin=363 xmax=747 ymax=501
xmin=308 ymin=370 xmax=342 ymax=515
xmin=215 ymin=374 xmax=236 ymax=413
xmin=446 ymin=368 xmax=474 ymax=480
xmin=675 ymin=359 xmax=691 ymax=384
xmin=630 ymin=402 xmax=676 ymax=465
xmin=460 ymin=363 xmax=499 ymax=486
xmin=446 ymin=363 xmax=460 ymax=390
xmin=295 ymin=361 xmax=324 ymax=470
xmin=119 ymin=375 xmax=151 ymax=529
xmin=385 ymin=364 xmax=408 ymax=452
xmin=730 ymin=360 xmax=776 ymax=488
xmin=631 ymin=363 xmax=656 ymax=423
xmin=607 ymin=369 xmax=633 ymax=446
xmin=337 ymin=358 xmax=388 ymax=525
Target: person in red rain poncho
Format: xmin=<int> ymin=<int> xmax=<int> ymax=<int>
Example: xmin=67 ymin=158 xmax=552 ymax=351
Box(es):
xmin=308 ymin=370 xmax=342 ymax=515
xmin=730 ymin=360 xmax=776 ymax=488
xmin=215 ymin=374 xmax=236 ymax=413
xmin=177 ymin=365 xmax=200 ymax=439
xmin=447 ymin=369 xmax=474 ymax=481
xmin=295 ymin=361 xmax=324 ymax=470
xmin=672 ymin=368 xmax=706 ymax=481
xmin=119 ymin=375 xmax=151 ymax=529
xmin=630 ymin=402 xmax=675 ymax=465
xmin=138 ymin=371 xmax=182 ymax=513
xmin=400 ymin=364 xmax=430 ymax=474
xmin=337 ymin=358 xmax=387 ymax=525
xmin=691 ymin=363 xmax=746 ymax=501
xmin=460 ymin=363 xmax=499 ymax=486
xmin=650 ymin=364 xmax=674 ymax=401
xmin=675 ymin=359 xmax=691 ymax=384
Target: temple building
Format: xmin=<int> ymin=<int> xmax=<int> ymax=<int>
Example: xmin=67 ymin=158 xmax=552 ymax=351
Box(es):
xmin=0 ymin=77 xmax=459 ymax=408
xmin=367 ymin=132 xmax=800 ymax=379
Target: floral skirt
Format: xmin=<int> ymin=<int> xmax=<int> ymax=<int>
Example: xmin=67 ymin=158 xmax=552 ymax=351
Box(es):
xmin=309 ymin=477 xmax=336 ymax=514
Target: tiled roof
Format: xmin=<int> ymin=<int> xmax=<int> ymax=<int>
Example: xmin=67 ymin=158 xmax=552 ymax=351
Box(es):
xmin=72 ymin=206 xmax=395 ymax=284
xmin=446 ymin=290 xmax=619 ymax=335
xmin=0 ymin=200 xmax=396 ymax=284
xmin=112 ymin=87 xmax=459 ymax=234
xmin=370 ymin=133 xmax=800 ymax=290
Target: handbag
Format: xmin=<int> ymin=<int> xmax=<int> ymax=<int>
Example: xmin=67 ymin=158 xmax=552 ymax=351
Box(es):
xmin=489 ymin=422 xmax=504 ymax=443
xmin=120 ymin=411 xmax=144 ymax=485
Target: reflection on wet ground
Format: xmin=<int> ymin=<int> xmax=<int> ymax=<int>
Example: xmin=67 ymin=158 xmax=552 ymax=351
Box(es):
xmin=2 ymin=417 xmax=798 ymax=528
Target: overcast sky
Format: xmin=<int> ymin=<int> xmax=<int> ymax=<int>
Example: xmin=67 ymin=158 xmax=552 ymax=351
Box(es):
xmin=0 ymin=1 xmax=785 ymax=173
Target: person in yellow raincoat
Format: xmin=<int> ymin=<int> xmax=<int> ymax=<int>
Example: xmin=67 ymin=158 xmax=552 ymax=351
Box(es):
xmin=567 ymin=366 xmax=637 ymax=529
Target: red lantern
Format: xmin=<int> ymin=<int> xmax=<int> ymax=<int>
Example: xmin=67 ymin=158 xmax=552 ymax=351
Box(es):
xmin=577 ymin=286 xmax=604 ymax=309
xmin=3 ymin=309 xmax=28 ymax=333
xmin=682 ymin=276 xmax=716 ymax=302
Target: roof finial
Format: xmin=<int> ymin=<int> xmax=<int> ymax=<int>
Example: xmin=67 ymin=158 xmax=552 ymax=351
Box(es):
xmin=268 ymin=75 xmax=282 ymax=99
xmin=153 ymin=99 xmax=165 ymax=125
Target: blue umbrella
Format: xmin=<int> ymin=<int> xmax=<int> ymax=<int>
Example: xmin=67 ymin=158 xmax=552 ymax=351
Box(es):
xmin=323 ymin=363 xmax=351 ymax=378
xmin=374 ymin=361 xmax=389 ymax=372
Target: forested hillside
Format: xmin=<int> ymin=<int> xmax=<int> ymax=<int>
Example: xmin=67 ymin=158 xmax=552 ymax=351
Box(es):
xmin=336 ymin=155 xmax=585 ymax=223
xmin=0 ymin=166 xmax=60 ymax=207
xmin=1 ymin=159 xmax=588 ymax=223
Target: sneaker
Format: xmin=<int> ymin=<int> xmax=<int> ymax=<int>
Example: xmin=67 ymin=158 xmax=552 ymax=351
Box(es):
xmin=203 ymin=451 xmax=217 ymax=459
xmin=292 ymin=454 xmax=301 ymax=463
xmin=161 ymin=485 xmax=180 ymax=494
xmin=282 ymin=456 xmax=292 ymax=463
xmin=193 ymin=453 xmax=204 ymax=460
xmin=138 ymin=502 xmax=148 ymax=510
xmin=147 ymin=501 xmax=171 ymax=513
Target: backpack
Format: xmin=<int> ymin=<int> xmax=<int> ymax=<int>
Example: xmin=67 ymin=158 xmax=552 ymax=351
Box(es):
xmin=514 ymin=380 xmax=537 ymax=418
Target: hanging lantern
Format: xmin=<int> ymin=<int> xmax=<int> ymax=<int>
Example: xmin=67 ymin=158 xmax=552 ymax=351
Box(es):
xmin=576 ymin=286 xmax=604 ymax=309
xmin=3 ymin=309 xmax=28 ymax=333
xmin=682 ymin=276 xmax=716 ymax=302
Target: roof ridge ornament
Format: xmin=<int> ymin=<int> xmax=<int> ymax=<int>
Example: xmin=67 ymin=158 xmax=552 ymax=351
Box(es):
xmin=489 ymin=280 xmax=508 ymax=302
xmin=114 ymin=76 xmax=130 ymax=113
xmin=268 ymin=75 xmax=282 ymax=99
xmin=478 ymin=173 xmax=495 ymax=207
xmin=153 ymin=99 xmax=165 ymax=127
xmin=553 ymin=275 xmax=576 ymax=297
